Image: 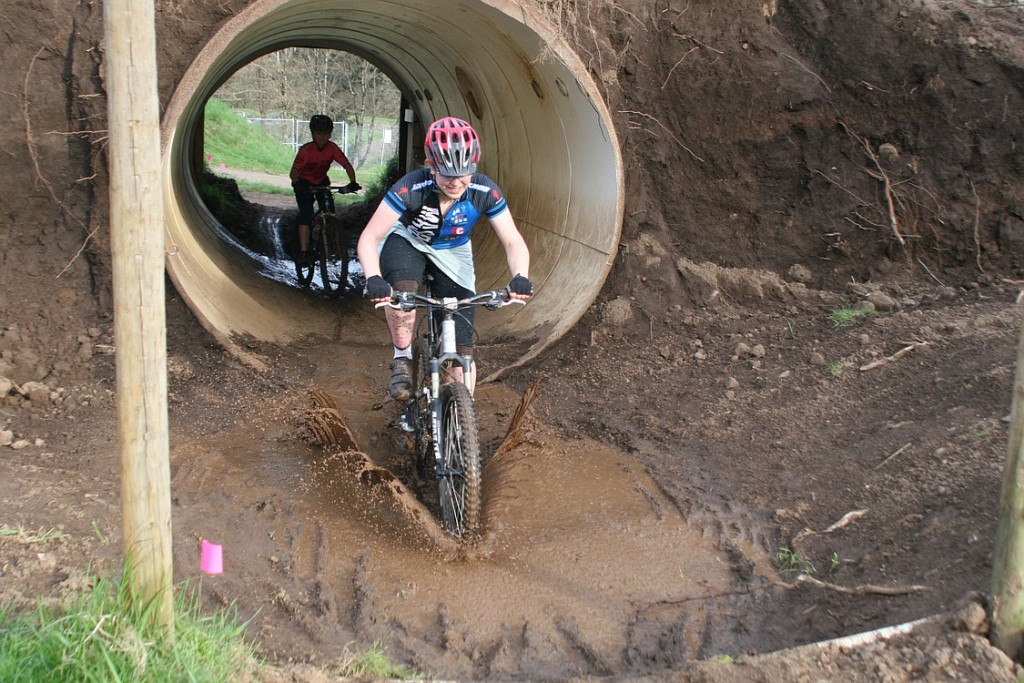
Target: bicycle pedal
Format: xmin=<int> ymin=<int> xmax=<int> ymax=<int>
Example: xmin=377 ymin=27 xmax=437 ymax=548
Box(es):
xmin=397 ymin=405 xmax=416 ymax=433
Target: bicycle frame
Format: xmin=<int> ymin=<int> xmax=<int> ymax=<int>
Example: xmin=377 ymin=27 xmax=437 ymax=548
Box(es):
xmin=422 ymin=297 xmax=473 ymax=478
xmin=311 ymin=185 xmax=337 ymax=216
xmin=295 ymin=184 xmax=358 ymax=294
xmin=376 ymin=288 xmax=524 ymax=538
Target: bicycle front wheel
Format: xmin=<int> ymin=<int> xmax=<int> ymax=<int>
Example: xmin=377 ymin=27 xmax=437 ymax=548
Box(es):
xmin=295 ymin=248 xmax=316 ymax=289
xmin=436 ymin=382 xmax=482 ymax=540
xmin=410 ymin=337 xmax=432 ymax=477
xmin=316 ymin=219 xmax=336 ymax=295
xmin=329 ymin=220 xmax=351 ymax=296
xmin=295 ymin=214 xmax=321 ymax=289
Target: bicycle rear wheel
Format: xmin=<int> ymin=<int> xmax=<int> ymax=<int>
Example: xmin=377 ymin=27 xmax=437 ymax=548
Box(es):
xmin=436 ymin=382 xmax=482 ymax=539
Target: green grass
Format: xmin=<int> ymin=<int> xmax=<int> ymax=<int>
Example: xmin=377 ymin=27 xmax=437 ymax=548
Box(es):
xmin=0 ymin=527 xmax=413 ymax=681
xmin=0 ymin=525 xmax=68 ymax=543
xmin=332 ymin=641 xmax=422 ymax=679
xmin=204 ymin=98 xmax=394 ymax=184
xmin=202 ymin=98 xmax=398 ymax=199
xmin=204 ymin=98 xmax=295 ymax=175
xmin=828 ymin=306 xmax=876 ymax=328
xmin=198 ymin=179 xmax=242 ymax=216
xmin=227 ymin=176 xmax=388 ymax=202
xmin=233 ymin=180 xmax=293 ymax=196
xmin=0 ymin=574 xmax=261 ymax=682
xmin=0 ymin=567 xmax=415 ymax=681
xmin=776 ymin=547 xmax=815 ymax=575
xmin=826 ymin=358 xmax=856 ymax=375
xmin=362 ymin=154 xmax=402 ymax=198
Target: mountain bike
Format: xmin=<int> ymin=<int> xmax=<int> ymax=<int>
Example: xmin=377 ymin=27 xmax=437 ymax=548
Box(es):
xmin=376 ymin=287 xmax=525 ymax=540
xmin=295 ymin=183 xmax=360 ymax=295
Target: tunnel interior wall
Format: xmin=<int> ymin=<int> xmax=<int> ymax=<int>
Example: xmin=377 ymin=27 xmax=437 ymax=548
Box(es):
xmin=162 ymin=0 xmax=623 ymax=373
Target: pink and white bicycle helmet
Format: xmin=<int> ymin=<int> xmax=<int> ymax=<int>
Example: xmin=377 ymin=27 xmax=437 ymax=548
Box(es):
xmin=424 ymin=117 xmax=481 ymax=176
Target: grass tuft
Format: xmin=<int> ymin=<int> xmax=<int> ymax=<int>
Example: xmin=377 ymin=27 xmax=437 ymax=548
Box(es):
xmin=333 ymin=640 xmax=421 ymax=679
xmin=827 ymin=358 xmax=856 ymax=375
xmin=0 ymin=525 xmax=68 ymax=544
xmin=828 ymin=307 xmax=875 ymax=328
xmin=0 ymin=573 xmax=262 ymax=682
xmin=776 ymin=547 xmax=816 ymax=575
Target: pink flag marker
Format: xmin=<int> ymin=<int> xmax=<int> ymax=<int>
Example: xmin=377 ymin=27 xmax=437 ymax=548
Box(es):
xmin=200 ymin=539 xmax=223 ymax=575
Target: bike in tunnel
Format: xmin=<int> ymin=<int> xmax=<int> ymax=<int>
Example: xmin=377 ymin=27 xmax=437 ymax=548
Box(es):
xmin=193 ymin=47 xmax=404 ymax=293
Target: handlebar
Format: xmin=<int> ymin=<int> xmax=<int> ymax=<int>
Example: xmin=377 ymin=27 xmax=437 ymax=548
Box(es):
xmin=301 ymin=183 xmax=362 ymax=195
xmin=374 ymin=289 xmax=526 ymax=312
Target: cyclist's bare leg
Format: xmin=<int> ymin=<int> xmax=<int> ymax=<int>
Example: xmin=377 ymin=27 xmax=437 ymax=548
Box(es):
xmin=460 ymin=360 xmax=477 ymax=395
xmin=384 ymin=278 xmax=419 ymax=350
xmin=448 ymin=348 xmax=476 ymax=395
xmin=384 ymin=307 xmax=416 ymax=349
xmin=298 ymin=223 xmax=310 ymax=254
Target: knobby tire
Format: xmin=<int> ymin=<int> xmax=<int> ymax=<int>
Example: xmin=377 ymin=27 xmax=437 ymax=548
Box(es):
xmin=317 ymin=219 xmax=335 ymax=295
xmin=410 ymin=337 xmax=432 ymax=477
xmin=437 ymin=382 xmax=482 ymax=540
xmin=295 ymin=211 xmax=324 ymax=289
xmin=331 ymin=219 xmax=351 ymax=296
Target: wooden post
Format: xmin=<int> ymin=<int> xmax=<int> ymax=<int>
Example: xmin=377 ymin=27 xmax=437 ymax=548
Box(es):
xmin=103 ymin=0 xmax=174 ymax=636
xmin=991 ymin=315 xmax=1024 ymax=658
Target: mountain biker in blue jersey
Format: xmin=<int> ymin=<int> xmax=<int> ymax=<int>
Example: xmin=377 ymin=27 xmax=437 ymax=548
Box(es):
xmin=289 ymin=114 xmax=360 ymax=265
xmin=357 ymin=116 xmax=532 ymax=400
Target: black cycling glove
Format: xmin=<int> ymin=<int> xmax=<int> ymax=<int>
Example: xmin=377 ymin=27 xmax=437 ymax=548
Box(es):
xmin=364 ymin=275 xmax=392 ymax=300
xmin=508 ymin=274 xmax=533 ymax=296
xmin=344 ymin=181 xmax=362 ymax=193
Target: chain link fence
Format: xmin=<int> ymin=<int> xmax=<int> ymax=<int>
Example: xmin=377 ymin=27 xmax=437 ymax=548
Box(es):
xmin=244 ymin=115 xmax=400 ymax=169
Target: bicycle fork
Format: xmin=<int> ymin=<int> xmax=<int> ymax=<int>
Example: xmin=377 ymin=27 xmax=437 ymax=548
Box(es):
xmin=428 ymin=316 xmax=472 ymax=480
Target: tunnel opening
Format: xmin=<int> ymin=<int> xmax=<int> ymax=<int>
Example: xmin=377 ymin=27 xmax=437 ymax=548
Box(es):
xmin=196 ymin=47 xmax=403 ymax=291
xmin=162 ymin=0 xmax=623 ymax=375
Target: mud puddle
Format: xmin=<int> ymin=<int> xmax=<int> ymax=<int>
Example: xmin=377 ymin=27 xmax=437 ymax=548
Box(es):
xmin=163 ymin=376 xmax=779 ymax=675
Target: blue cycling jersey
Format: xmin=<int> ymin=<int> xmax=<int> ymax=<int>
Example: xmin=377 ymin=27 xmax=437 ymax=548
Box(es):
xmin=382 ymin=167 xmax=508 ymax=249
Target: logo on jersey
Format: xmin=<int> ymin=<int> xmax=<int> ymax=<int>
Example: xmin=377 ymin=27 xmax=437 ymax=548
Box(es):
xmin=449 ymin=207 xmax=471 ymax=228
xmin=409 ymin=205 xmax=441 ymax=242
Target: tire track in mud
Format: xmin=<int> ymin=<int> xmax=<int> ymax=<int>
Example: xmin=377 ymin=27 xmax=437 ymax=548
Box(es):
xmin=166 ymin=376 xmax=781 ymax=676
xmin=316 ymin=385 xmax=780 ymax=677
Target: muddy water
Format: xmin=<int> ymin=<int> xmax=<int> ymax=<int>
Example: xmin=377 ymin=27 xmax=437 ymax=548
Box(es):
xmin=167 ymin=364 xmax=778 ymax=677
xmin=171 ymin=188 xmax=776 ymax=671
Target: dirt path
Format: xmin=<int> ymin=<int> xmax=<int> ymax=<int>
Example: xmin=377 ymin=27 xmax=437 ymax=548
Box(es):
xmin=5 ymin=274 xmax=1021 ymax=681
xmin=162 ymin=274 xmax=1024 ymax=681
xmin=6 ymin=0 xmax=1024 ymax=679
xmin=216 ymin=167 xmax=293 ymax=191
xmin=173 ymin=383 xmax=755 ymax=677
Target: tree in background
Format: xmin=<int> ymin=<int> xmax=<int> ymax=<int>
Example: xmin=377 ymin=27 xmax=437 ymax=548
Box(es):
xmin=216 ymin=47 xmax=401 ymax=167
xmin=341 ymin=57 xmax=400 ymax=168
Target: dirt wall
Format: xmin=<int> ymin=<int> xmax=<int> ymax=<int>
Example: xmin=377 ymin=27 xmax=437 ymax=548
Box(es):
xmin=3 ymin=0 xmax=1023 ymax=374
xmin=593 ymin=0 xmax=1024 ymax=316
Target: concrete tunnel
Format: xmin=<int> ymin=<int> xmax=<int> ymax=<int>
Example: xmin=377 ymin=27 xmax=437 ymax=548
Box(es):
xmin=162 ymin=0 xmax=623 ymax=374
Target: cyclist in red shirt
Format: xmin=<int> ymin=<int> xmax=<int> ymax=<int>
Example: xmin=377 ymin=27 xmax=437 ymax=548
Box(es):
xmin=289 ymin=115 xmax=360 ymax=265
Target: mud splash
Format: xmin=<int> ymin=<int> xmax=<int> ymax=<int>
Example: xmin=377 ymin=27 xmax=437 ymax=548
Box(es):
xmin=164 ymin=374 xmax=781 ymax=676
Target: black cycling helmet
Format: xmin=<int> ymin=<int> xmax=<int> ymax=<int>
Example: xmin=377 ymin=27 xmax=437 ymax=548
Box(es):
xmin=309 ymin=114 xmax=334 ymax=133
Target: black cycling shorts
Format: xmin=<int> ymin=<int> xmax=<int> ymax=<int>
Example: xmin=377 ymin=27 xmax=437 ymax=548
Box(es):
xmin=293 ymin=179 xmax=333 ymax=227
xmin=380 ymin=233 xmax=476 ymax=350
